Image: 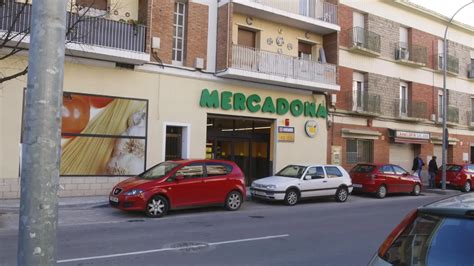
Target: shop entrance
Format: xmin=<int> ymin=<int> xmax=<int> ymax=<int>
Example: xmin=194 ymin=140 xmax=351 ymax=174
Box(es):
xmin=206 ymin=115 xmax=272 ymax=184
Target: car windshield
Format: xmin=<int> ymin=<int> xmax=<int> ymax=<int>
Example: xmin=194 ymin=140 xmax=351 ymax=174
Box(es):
xmin=275 ymin=165 xmax=307 ymax=178
xmin=139 ymin=162 xmax=180 ymax=179
xmin=446 ymin=165 xmax=462 ymax=172
xmin=352 ymin=164 xmax=375 ymax=173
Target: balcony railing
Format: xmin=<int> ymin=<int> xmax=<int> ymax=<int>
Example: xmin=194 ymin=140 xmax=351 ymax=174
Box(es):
xmin=231 ymin=44 xmax=337 ymax=85
xmin=346 ymin=90 xmax=381 ymax=115
xmin=348 ymin=27 xmax=381 ymax=55
xmin=447 ymin=106 xmax=459 ymax=124
xmin=394 ymin=42 xmax=427 ymax=66
xmin=249 ymin=0 xmax=338 ymax=25
xmin=468 ymin=64 xmax=474 ymax=79
xmin=393 ymin=100 xmax=428 ymax=120
xmin=0 ymin=0 xmax=146 ymax=53
xmin=435 ymin=53 xmax=459 ymax=74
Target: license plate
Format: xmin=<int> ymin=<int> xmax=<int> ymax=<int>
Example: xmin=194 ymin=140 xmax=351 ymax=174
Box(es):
xmin=109 ymin=196 xmax=119 ymax=203
xmin=253 ymin=190 xmax=266 ymax=196
xmin=353 ymin=184 xmax=362 ymax=188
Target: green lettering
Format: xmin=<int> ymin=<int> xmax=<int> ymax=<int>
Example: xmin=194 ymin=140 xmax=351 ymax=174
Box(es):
xmin=276 ymin=98 xmax=290 ymax=115
xmin=290 ymin=100 xmax=304 ymax=117
xmin=233 ymin=93 xmax=246 ymax=111
xmin=246 ymin=94 xmax=261 ymax=113
xmin=317 ymin=104 xmax=328 ymax=118
xmin=261 ymin=97 xmax=276 ymax=114
xmin=199 ymin=89 xmax=219 ymax=108
xmin=304 ymin=102 xmax=317 ymax=117
xmin=221 ymin=91 xmax=232 ymax=110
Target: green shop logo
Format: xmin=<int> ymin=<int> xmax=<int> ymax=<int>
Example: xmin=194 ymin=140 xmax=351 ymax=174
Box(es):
xmin=199 ymin=89 xmax=327 ymax=118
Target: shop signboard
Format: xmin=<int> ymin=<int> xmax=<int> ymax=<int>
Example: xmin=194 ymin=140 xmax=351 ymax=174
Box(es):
xmin=278 ymin=126 xmax=295 ymax=142
xmin=60 ymin=92 xmax=148 ymax=176
xmin=394 ymin=130 xmax=430 ymax=140
xmin=304 ymin=120 xmax=319 ymax=138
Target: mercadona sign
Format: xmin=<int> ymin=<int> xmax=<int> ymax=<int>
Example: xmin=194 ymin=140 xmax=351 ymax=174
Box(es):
xmin=199 ymin=89 xmax=327 ymax=118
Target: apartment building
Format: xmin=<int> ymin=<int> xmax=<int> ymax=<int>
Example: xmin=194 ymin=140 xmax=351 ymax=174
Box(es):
xmin=0 ymin=0 xmax=340 ymax=198
xmin=330 ymin=1 xmax=474 ymax=173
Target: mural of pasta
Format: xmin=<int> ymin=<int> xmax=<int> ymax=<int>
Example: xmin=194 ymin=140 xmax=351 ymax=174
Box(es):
xmin=60 ymin=93 xmax=148 ymax=176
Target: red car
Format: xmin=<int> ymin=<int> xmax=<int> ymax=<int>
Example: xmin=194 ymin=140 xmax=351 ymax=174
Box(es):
xmin=435 ymin=163 xmax=473 ymax=192
xmin=109 ymin=159 xmax=246 ymax=217
xmin=350 ymin=163 xmax=422 ymax=198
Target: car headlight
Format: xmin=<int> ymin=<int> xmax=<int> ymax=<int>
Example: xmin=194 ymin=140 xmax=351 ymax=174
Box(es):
xmin=124 ymin=189 xmax=144 ymax=196
xmin=265 ymin=185 xmax=277 ymax=190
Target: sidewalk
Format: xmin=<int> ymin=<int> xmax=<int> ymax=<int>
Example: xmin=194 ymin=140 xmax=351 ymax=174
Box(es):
xmin=0 ymin=196 xmax=109 ymax=212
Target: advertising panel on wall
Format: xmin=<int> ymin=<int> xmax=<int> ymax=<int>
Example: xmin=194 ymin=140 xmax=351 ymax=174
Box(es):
xmin=60 ymin=92 xmax=148 ymax=176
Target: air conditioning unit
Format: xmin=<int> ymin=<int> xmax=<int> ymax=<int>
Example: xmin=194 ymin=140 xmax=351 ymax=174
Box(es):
xmin=395 ymin=47 xmax=409 ymax=60
xmin=195 ymin=57 xmax=205 ymax=69
xmin=330 ymin=94 xmax=337 ymax=106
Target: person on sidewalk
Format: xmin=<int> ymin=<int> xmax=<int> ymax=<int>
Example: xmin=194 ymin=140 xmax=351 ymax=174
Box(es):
xmin=428 ymin=156 xmax=438 ymax=188
xmin=412 ymin=154 xmax=425 ymax=182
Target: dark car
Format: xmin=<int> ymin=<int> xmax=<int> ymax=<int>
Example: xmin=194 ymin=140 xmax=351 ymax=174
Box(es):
xmin=435 ymin=163 xmax=473 ymax=192
xmin=350 ymin=163 xmax=422 ymax=198
xmin=369 ymin=193 xmax=474 ymax=265
xmin=109 ymin=159 xmax=246 ymax=217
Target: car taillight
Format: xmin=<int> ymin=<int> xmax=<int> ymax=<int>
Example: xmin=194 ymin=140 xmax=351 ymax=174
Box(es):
xmin=378 ymin=209 xmax=418 ymax=258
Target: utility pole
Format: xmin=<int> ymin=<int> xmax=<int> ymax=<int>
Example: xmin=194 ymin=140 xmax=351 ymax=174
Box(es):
xmin=17 ymin=0 xmax=67 ymax=265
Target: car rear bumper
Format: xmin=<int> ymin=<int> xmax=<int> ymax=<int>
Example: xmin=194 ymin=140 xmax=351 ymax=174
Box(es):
xmin=352 ymin=183 xmax=378 ymax=193
xmin=250 ymin=188 xmax=285 ymax=201
xmin=435 ymin=179 xmax=464 ymax=187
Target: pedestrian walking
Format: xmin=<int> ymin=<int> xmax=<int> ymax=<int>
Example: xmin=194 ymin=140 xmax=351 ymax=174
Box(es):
xmin=412 ymin=154 xmax=425 ymax=181
xmin=428 ymin=156 xmax=438 ymax=188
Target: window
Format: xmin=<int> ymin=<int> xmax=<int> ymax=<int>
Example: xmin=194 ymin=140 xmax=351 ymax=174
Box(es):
xmin=176 ymin=163 xmax=204 ymax=179
xmin=347 ymin=139 xmax=373 ymax=164
xmin=351 ymin=164 xmax=375 ymax=173
xmin=352 ymin=12 xmax=365 ymax=46
xmin=392 ymin=165 xmax=408 ymax=175
xmin=165 ymin=126 xmax=182 ymax=161
xmin=206 ymin=162 xmax=232 ymax=177
xmin=467 ymin=165 xmax=474 ymax=172
xmin=298 ymin=41 xmax=313 ymax=60
xmin=324 ymin=166 xmax=343 ymax=178
xmin=306 ymin=167 xmax=325 ymax=179
xmin=353 ymin=72 xmax=366 ymax=111
xmin=438 ymin=92 xmax=444 ymax=120
xmin=400 ymin=82 xmax=408 ymax=116
xmin=379 ymin=165 xmax=395 ymax=174
xmin=237 ymin=28 xmax=256 ymax=48
xmin=172 ymin=1 xmax=186 ymax=65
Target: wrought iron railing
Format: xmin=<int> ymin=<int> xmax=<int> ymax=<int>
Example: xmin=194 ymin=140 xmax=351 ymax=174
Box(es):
xmin=394 ymin=42 xmax=427 ymax=65
xmin=231 ymin=44 xmax=337 ymax=85
xmin=447 ymin=106 xmax=459 ymax=124
xmin=393 ymin=100 xmax=428 ymax=120
xmin=435 ymin=53 xmax=459 ymax=74
xmin=249 ymin=0 xmax=338 ymax=25
xmin=346 ymin=90 xmax=381 ymax=114
xmin=348 ymin=27 xmax=381 ymax=54
xmin=0 ymin=0 xmax=146 ymax=52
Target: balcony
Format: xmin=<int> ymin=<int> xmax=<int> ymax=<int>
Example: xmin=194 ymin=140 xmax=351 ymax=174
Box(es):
xmin=468 ymin=64 xmax=474 ymax=80
xmin=217 ymin=45 xmax=339 ymax=92
xmin=393 ymin=100 xmax=428 ymax=121
xmin=447 ymin=106 xmax=459 ymax=124
xmin=0 ymin=0 xmax=148 ymax=64
xmin=347 ymin=27 xmax=381 ymax=57
xmin=435 ymin=53 xmax=459 ymax=76
xmin=394 ymin=42 xmax=427 ymax=68
xmin=345 ymin=90 xmax=381 ymax=116
xmin=231 ymin=0 xmax=339 ymax=34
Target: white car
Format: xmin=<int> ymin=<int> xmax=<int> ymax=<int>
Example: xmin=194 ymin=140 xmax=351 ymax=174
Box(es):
xmin=250 ymin=164 xmax=353 ymax=205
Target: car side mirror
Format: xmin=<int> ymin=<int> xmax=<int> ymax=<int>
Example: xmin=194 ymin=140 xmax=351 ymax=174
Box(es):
xmin=175 ymin=175 xmax=185 ymax=181
xmin=304 ymin=175 xmax=312 ymax=180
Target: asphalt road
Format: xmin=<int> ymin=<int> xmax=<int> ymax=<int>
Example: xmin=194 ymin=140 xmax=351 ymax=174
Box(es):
xmin=0 ymin=192 xmax=452 ymax=266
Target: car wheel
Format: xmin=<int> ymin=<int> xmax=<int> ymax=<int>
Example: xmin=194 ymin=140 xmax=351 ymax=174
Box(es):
xmin=225 ymin=190 xmax=243 ymax=211
xmin=412 ymin=183 xmax=421 ymax=196
xmin=335 ymin=187 xmax=349 ymax=202
xmin=145 ymin=195 xmax=168 ymax=218
xmin=461 ymin=181 xmax=471 ymax=192
xmin=376 ymin=185 xmax=387 ymax=199
xmin=284 ymin=189 xmax=299 ymax=206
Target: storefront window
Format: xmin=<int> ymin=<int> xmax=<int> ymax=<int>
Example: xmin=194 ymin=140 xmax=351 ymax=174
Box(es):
xmin=346 ymin=139 xmax=373 ymax=164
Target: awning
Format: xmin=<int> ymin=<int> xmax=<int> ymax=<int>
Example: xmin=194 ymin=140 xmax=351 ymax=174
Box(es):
xmin=389 ymin=129 xmax=431 ymax=144
xmin=431 ymin=136 xmax=459 ymax=145
xmin=393 ymin=137 xmax=430 ymax=144
xmin=341 ymin=128 xmax=381 ymax=140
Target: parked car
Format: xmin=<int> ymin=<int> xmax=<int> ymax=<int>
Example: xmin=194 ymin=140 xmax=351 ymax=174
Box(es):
xmin=368 ymin=193 xmax=474 ymax=266
xmin=250 ymin=164 xmax=353 ymax=205
xmin=350 ymin=163 xmax=422 ymax=198
xmin=435 ymin=163 xmax=472 ymax=192
xmin=109 ymin=159 xmax=246 ymax=217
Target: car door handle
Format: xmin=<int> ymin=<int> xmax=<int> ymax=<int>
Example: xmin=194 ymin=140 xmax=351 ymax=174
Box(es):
xmin=323 ymin=180 xmax=328 ymax=183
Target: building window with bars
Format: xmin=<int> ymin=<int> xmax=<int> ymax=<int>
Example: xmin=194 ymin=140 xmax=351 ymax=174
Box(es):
xmin=172 ymin=1 xmax=186 ymax=65
xmin=346 ymin=139 xmax=373 ymax=164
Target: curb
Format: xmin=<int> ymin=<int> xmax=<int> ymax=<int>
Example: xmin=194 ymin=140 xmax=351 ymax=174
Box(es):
xmin=422 ymin=188 xmax=462 ymax=196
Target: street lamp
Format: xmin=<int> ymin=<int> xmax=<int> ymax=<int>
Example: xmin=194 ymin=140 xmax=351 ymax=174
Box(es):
xmin=441 ymin=0 xmax=474 ymax=190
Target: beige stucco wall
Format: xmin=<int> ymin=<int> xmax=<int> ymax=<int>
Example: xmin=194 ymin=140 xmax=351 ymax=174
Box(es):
xmin=233 ymin=13 xmax=324 ymax=58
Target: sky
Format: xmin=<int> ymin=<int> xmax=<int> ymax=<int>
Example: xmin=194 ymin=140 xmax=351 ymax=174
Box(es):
xmin=410 ymin=0 xmax=474 ymax=27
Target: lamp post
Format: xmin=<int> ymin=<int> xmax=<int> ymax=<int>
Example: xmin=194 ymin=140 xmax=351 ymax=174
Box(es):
xmin=441 ymin=0 xmax=473 ymax=190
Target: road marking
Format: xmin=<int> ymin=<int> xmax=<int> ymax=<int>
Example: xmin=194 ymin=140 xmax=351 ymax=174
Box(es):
xmin=57 ymin=234 xmax=289 ymax=263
